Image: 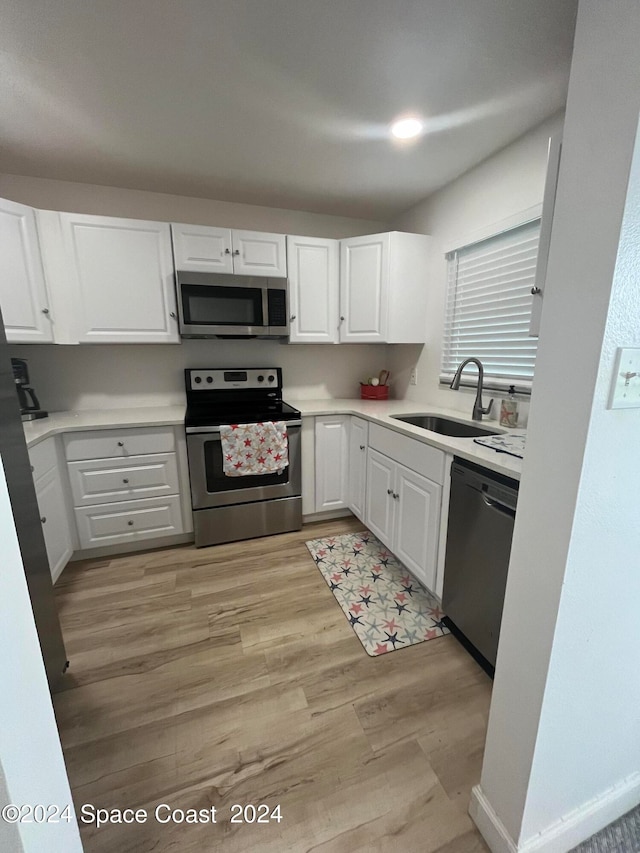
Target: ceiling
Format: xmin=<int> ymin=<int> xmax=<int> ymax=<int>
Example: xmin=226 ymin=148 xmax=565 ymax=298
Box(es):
xmin=0 ymin=0 xmax=578 ymax=221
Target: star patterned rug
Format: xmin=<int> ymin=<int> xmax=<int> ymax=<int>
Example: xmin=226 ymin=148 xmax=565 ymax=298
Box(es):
xmin=305 ymin=530 xmax=449 ymax=656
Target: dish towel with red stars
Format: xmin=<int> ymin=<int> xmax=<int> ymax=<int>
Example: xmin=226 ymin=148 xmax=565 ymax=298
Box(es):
xmin=219 ymin=421 xmax=289 ymax=477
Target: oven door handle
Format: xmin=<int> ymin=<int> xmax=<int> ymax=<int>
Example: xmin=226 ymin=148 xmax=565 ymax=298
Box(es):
xmin=186 ymin=420 xmax=302 ymax=434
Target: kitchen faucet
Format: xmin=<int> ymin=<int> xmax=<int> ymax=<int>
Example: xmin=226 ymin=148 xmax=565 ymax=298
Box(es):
xmin=450 ymin=358 xmax=494 ymax=421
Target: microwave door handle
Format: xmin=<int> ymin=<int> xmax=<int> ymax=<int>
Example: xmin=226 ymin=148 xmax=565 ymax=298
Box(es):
xmin=261 ymin=287 xmax=269 ymax=328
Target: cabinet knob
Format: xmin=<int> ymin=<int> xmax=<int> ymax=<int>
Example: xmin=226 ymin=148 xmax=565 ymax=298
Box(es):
xmin=233 ymin=249 xmax=240 ymax=256
xmin=30 ymin=465 xmax=34 ymax=473
xmin=127 ymin=520 xmax=134 ymax=526
xmin=290 ymin=315 xmax=296 ymax=322
xmin=123 ymin=478 xmax=129 ymax=484
xmin=170 ymin=311 xmax=177 ymax=319
xmin=387 ymin=488 xmax=393 ymax=495
xmin=117 ymin=441 xmax=125 ymax=447
xmin=42 ymin=307 xmax=50 ymax=315
xmin=531 ymin=286 xmax=541 ymax=295
xmin=40 ymin=516 xmax=46 ymax=524
xmin=224 ymin=248 xmax=231 ymax=254
xmin=359 ymin=445 xmax=365 ymax=450
xmin=393 ymin=492 xmax=399 ymax=500
xmin=340 ymin=315 xmax=345 ymax=322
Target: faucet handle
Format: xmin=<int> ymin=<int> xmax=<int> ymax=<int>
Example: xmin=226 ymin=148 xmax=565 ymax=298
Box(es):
xmin=483 ymin=398 xmax=494 ymax=416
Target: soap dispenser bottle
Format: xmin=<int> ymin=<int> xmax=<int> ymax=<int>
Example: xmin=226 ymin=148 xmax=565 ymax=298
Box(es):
xmin=499 ymin=385 xmax=519 ymax=428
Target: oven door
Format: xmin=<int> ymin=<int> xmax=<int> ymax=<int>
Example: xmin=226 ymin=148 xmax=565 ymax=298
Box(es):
xmin=187 ymin=422 xmax=301 ymax=509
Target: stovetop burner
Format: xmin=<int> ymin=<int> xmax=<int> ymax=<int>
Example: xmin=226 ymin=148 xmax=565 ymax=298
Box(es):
xmin=184 ymin=367 xmax=301 ymax=430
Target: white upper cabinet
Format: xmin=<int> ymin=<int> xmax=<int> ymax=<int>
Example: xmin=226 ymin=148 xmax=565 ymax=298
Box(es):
xmin=0 ymin=198 xmax=54 ymax=343
xmin=530 ymin=134 xmax=562 ymax=337
xmin=287 ymin=236 xmax=339 ymax=343
xmin=339 ymin=231 xmax=430 ymax=344
xmin=172 ymin=224 xmax=287 ymax=277
xmin=171 ymin=224 xmax=233 ymax=273
xmin=59 ymin=213 xmax=179 ymax=344
xmin=232 ymin=230 xmax=286 ymax=276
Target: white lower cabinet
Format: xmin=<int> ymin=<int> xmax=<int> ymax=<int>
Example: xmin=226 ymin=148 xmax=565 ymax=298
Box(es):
xmin=347 ymin=416 xmax=368 ymax=521
xmin=365 ymin=427 xmax=443 ymax=592
xmin=29 ymin=438 xmax=73 ymax=583
xmin=314 ymin=416 xmax=349 ymax=512
xmin=75 ymin=495 xmax=183 ymax=549
xmin=63 ymin=426 xmax=185 ymax=551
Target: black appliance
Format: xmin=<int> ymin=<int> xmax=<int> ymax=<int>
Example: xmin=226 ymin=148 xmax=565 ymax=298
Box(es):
xmin=185 ymin=367 xmax=302 ymax=547
xmin=11 ymin=358 xmax=48 ymax=421
xmin=1 ymin=321 xmax=67 ymax=688
xmin=176 ymin=271 xmax=289 ymax=339
xmin=442 ymin=457 xmax=519 ymax=676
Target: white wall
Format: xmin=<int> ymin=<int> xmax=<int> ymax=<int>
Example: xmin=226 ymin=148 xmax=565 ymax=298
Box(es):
xmin=1 ymin=174 xmax=391 ymax=410
xmin=388 ymin=112 xmax=564 ymax=417
xmin=0 ymin=458 xmax=81 ymax=853
xmin=7 ymin=340 xmax=390 ymax=411
xmin=0 ymin=173 xmax=386 ymax=238
xmin=472 ymin=2 xmax=640 ymax=850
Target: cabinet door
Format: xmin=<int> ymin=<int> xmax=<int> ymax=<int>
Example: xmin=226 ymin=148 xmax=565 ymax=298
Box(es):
xmin=231 ymin=230 xmax=287 ymax=277
xmin=347 ymin=416 xmax=368 ymax=521
xmin=60 ymin=213 xmax=180 ymax=343
xmin=287 ymin=236 xmax=339 ymax=343
xmin=394 ymin=462 xmax=441 ymax=592
xmin=339 ymin=233 xmax=389 ymax=343
xmin=171 ymin=224 xmax=233 ymax=273
xmin=314 ymin=416 xmax=349 ymax=512
xmin=365 ymin=448 xmax=395 ymax=547
xmin=530 ymin=134 xmax=562 ymax=337
xmin=0 ymin=198 xmax=53 ymax=342
xmin=35 ymin=467 xmax=74 ymax=583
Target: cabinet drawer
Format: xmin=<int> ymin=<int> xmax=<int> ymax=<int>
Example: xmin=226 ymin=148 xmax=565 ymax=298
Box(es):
xmin=64 ymin=427 xmax=175 ymax=461
xmin=368 ymin=424 xmax=445 ymax=484
xmin=68 ymin=453 xmax=179 ymax=506
xmin=74 ymin=495 xmax=184 ymax=549
xmin=28 ymin=437 xmax=58 ymax=482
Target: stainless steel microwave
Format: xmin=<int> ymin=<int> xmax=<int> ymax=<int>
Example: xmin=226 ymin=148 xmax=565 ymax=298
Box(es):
xmin=175 ymin=271 xmax=289 ymax=338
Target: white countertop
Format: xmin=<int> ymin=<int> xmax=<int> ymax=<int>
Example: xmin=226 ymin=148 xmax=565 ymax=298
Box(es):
xmin=23 ymin=400 xmax=523 ymax=481
xmin=22 ymin=406 xmax=186 ymax=448
xmin=294 ymin=399 xmax=524 ymax=480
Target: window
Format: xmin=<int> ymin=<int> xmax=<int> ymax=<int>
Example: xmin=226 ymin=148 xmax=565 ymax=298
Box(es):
xmin=440 ymin=218 xmax=540 ymax=392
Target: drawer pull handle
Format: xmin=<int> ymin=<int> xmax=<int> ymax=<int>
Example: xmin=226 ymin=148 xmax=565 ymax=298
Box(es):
xmin=40 ymin=516 xmax=46 ymax=524
xmin=117 ymin=441 xmax=125 ymax=447
xmin=123 ymin=478 xmax=129 ymax=484
xmin=127 ymin=520 xmax=134 ymax=526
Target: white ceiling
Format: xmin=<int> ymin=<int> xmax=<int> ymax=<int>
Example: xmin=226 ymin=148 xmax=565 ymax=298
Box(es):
xmin=0 ymin=0 xmax=578 ymax=220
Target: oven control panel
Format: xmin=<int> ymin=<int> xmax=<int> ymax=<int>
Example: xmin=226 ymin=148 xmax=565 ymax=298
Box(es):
xmin=186 ymin=368 xmax=282 ymax=391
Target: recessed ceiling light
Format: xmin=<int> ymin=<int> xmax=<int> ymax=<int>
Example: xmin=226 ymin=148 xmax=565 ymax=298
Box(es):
xmin=390 ymin=116 xmax=423 ymax=139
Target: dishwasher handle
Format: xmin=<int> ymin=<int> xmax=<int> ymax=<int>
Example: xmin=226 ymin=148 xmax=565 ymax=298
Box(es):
xmin=482 ymin=493 xmax=516 ymax=519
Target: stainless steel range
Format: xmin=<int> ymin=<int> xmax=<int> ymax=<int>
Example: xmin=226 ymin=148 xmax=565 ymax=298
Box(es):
xmin=185 ymin=367 xmax=302 ymax=547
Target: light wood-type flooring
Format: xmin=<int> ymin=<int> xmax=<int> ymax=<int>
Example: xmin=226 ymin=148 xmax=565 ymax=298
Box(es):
xmin=53 ymin=517 xmax=492 ymax=852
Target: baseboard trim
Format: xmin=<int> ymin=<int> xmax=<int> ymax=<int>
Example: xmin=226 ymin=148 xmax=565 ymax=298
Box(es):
xmin=469 ymin=786 xmax=517 ymax=853
xmin=471 ymin=773 xmax=640 ymax=853
xmin=302 ymin=509 xmax=353 ymax=524
xmin=70 ymin=532 xmax=194 ymax=561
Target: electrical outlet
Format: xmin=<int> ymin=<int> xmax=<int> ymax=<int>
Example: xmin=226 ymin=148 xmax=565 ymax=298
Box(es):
xmin=609 ymin=348 xmax=640 ymax=409
xmin=410 ymin=367 xmax=418 ymax=386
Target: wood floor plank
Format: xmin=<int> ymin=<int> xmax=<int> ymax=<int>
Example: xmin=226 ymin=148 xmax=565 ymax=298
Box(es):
xmin=54 ymin=517 xmax=490 ymax=852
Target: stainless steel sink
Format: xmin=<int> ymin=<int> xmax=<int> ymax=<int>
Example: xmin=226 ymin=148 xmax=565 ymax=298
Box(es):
xmin=390 ymin=414 xmax=501 ymax=438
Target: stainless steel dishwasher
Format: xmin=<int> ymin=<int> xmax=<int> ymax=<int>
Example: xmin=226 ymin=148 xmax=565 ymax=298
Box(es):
xmin=442 ymin=457 xmax=519 ymax=674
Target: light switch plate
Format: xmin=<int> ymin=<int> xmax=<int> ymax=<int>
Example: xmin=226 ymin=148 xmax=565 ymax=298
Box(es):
xmin=410 ymin=367 xmax=418 ymax=386
xmin=609 ymin=347 xmax=640 ymax=409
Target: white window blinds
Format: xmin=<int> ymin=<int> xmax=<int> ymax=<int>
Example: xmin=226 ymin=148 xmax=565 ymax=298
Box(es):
xmin=441 ymin=219 xmax=540 ymax=391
